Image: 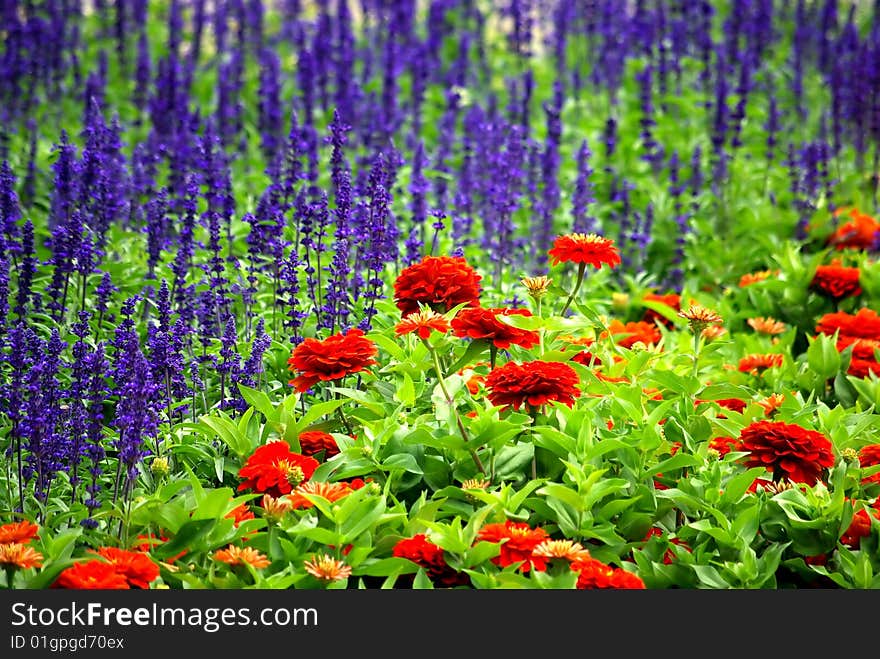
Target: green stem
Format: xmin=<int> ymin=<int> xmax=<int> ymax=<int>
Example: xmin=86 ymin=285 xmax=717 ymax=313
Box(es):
xmin=428 ymin=344 xmax=486 ymax=475
xmin=536 ymin=298 xmax=544 ymax=356
xmin=559 ymin=263 xmax=587 ymax=317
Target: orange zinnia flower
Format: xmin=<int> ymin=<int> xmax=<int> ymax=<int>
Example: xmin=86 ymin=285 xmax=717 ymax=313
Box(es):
xmin=393 ymin=255 xmax=482 ymax=316
xmin=304 ymin=554 xmax=352 ymax=581
xmin=548 ymin=233 xmax=621 ymax=269
xmin=738 ymin=353 xmax=784 ymax=375
xmin=285 ymin=480 xmax=356 ymax=509
xmin=476 ymin=520 xmax=550 ymax=572
xmin=738 ymin=269 xmax=778 ymax=287
xmin=394 ymin=307 xmax=451 ymax=340
xmin=238 ymin=441 xmax=320 ymax=497
xmin=603 ymin=319 xmax=662 ymax=349
xmin=0 ymin=520 xmax=40 ymax=544
xmin=288 ymin=328 xmax=378 ymax=393
xmin=91 ymin=547 xmax=160 ymax=589
xmin=747 ymin=316 xmax=787 ymax=335
xmin=757 ymin=393 xmax=785 ymax=416
xmin=213 ymin=545 xmax=271 ymax=569
xmin=451 ymin=307 xmax=540 ymax=350
xmin=828 ymin=207 xmax=880 ymax=250
xmin=531 ymin=539 xmax=592 ymax=562
xmin=53 ymin=561 xmax=130 ymax=590
xmin=0 ymin=542 xmax=43 ymax=569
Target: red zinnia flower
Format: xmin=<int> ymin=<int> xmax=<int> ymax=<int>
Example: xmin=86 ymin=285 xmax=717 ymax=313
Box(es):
xmin=298 ymin=430 xmax=340 ymax=459
xmin=840 ymin=506 xmax=879 ymax=548
xmin=476 ymin=521 xmax=550 ymax=573
xmin=394 ymin=307 xmax=451 ymax=340
xmin=641 ymin=293 xmax=681 ymax=329
xmin=570 ymin=556 xmax=646 ymax=589
xmin=485 ymin=360 xmax=580 ymax=411
xmin=288 ymin=328 xmax=378 ymax=393
xmin=53 ymin=561 xmax=131 ymax=590
xmin=238 ymin=441 xmax=319 ymax=497
xmin=816 ymin=308 xmax=880 ymax=341
xmin=828 ymin=208 xmax=880 ymax=250
xmin=548 ymin=233 xmax=621 ymax=269
xmin=91 ymin=547 xmax=159 ymax=589
xmin=735 ymin=420 xmax=835 ymax=486
xmin=738 ymin=353 xmax=784 ymax=375
xmin=393 ymin=534 xmax=470 ymax=587
xmin=603 ymin=319 xmax=662 ymax=349
xmin=709 ymin=436 xmax=737 ymax=457
xmin=859 ymin=444 xmax=880 ymax=484
xmin=451 ymin=307 xmax=540 ymax=350
xmin=393 ymin=255 xmax=482 ymax=316
xmin=0 ymin=520 xmax=39 ymax=544
xmin=810 ymin=262 xmax=862 ymax=299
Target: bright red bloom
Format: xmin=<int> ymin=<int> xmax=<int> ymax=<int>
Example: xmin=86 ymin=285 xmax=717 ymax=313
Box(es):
xmin=735 ymin=420 xmax=835 ymax=486
xmin=810 ymin=263 xmax=862 ymax=299
xmin=451 ymin=307 xmax=539 ymax=350
xmin=738 ymin=353 xmax=784 ymax=375
xmin=476 ymin=521 xmax=550 ymax=572
xmin=485 ymin=360 xmax=580 ymax=411
xmin=91 ymin=547 xmax=159 ymax=589
xmin=288 ymin=328 xmax=378 ymax=393
xmin=859 ymin=444 xmax=880 ymax=484
xmin=53 ymin=561 xmax=131 ymax=590
xmin=816 ymin=308 xmax=880 ymax=341
xmin=603 ymin=319 xmax=662 ymax=349
xmin=298 ymin=430 xmax=340 ymax=459
xmin=393 ymin=255 xmax=482 ymax=316
xmin=0 ymin=520 xmax=39 ymax=544
xmin=570 ymin=557 xmax=646 ymax=589
xmin=828 ymin=207 xmax=880 ymax=250
xmin=840 ymin=507 xmax=879 ymax=548
xmin=847 ymin=358 xmax=880 ymax=378
xmin=238 ymin=441 xmax=319 ymax=497
xmin=548 ymin=233 xmax=621 ymax=269
xmin=393 ymin=534 xmax=470 ymax=587
xmin=709 ymin=436 xmax=737 ymax=457
xmin=641 ymin=293 xmax=681 ymax=329
xmin=394 ymin=307 xmax=451 ymax=340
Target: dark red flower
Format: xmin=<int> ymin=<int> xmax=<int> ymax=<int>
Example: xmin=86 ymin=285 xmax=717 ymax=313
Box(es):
xmin=485 ymin=360 xmax=580 ymax=411
xmin=859 ymin=444 xmax=880 ymax=484
xmin=393 ymin=255 xmax=482 ymax=316
xmin=548 ymin=233 xmax=621 ymax=269
xmin=570 ymin=557 xmax=646 ymax=589
xmin=735 ymin=420 xmax=835 ymax=486
xmin=840 ymin=506 xmax=878 ymax=548
xmin=476 ymin=521 xmax=550 ymax=573
xmin=298 ymin=430 xmax=340 ymax=459
xmin=393 ymin=534 xmax=470 ymax=587
xmin=603 ymin=319 xmax=662 ymax=349
xmin=288 ymin=328 xmax=378 ymax=393
xmin=451 ymin=307 xmax=539 ymax=350
xmin=641 ymin=293 xmax=681 ymax=329
xmin=810 ymin=263 xmax=862 ymax=299
xmin=238 ymin=441 xmax=319 ymax=497
xmin=53 ymin=561 xmax=130 ymax=590
xmin=91 ymin=547 xmax=159 ymax=589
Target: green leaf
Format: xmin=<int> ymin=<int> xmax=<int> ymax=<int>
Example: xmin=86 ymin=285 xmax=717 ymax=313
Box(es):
xmin=394 ymin=371 xmax=416 ymax=407
xmin=237 ymin=383 xmax=277 ymax=420
xmin=155 ymin=519 xmax=214 ymax=559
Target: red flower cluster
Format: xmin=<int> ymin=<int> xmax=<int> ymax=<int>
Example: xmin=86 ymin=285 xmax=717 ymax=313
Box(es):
xmin=603 ymin=320 xmax=662 ymax=349
xmin=859 ymin=444 xmax=880 ymax=485
xmin=548 ymin=233 xmax=621 ymax=269
xmin=809 ymin=262 xmax=862 ymax=299
xmin=827 ymin=207 xmax=880 ymax=251
xmin=476 ymin=521 xmax=550 ymax=573
xmin=392 ymin=534 xmax=470 ymax=587
xmin=641 ymin=293 xmax=681 ymax=329
xmin=840 ymin=502 xmax=880 ymax=548
xmin=288 ymin=328 xmax=378 ymax=393
xmin=735 ymin=420 xmax=835 ymax=485
xmin=570 ymin=556 xmax=646 ymax=589
xmin=451 ymin=307 xmax=539 ymax=350
xmin=393 ymin=255 xmax=482 ymax=316
xmin=237 ymin=441 xmax=319 ymax=497
xmin=298 ymin=430 xmax=340 ymax=459
xmin=485 ymin=360 xmax=580 ymax=411
xmin=54 ymin=548 xmax=159 ymax=590
xmin=815 ymin=308 xmax=880 ymax=377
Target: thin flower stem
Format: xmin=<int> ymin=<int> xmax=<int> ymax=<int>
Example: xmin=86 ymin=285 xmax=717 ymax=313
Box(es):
xmin=559 ymin=263 xmax=587 ymax=317
xmin=428 ymin=344 xmax=486 ymax=475
xmin=536 ymin=298 xmax=544 ymax=356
